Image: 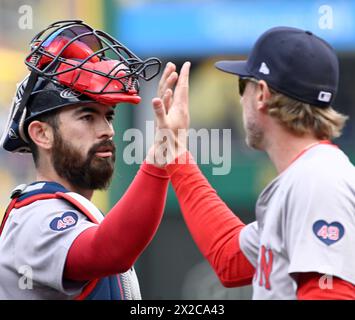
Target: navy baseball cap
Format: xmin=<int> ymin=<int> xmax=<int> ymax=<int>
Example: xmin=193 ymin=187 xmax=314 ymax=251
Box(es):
xmin=215 ymin=26 xmax=339 ymax=108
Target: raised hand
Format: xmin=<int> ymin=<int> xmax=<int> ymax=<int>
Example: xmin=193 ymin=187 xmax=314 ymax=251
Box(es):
xmin=147 ymin=62 xmax=191 ymax=166
xmin=151 ymin=62 xmax=191 ymax=166
xmin=157 ymin=62 xmax=178 ymax=112
xmin=153 ymin=61 xmax=190 ymax=133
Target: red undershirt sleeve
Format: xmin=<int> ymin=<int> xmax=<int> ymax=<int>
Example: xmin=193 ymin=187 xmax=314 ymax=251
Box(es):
xmin=166 ymin=151 xmax=255 ymax=287
xmin=297 ymin=272 xmax=355 ymax=300
xmin=64 ymin=161 xmax=169 ymax=281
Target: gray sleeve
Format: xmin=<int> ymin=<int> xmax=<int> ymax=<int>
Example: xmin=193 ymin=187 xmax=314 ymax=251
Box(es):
xmin=12 ymin=199 xmax=97 ymax=295
xmin=239 ymin=221 xmax=259 ymax=267
xmin=286 ymin=172 xmax=355 ymax=285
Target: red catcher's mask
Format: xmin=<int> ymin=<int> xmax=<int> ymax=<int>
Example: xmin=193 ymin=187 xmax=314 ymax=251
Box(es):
xmin=25 ymin=20 xmax=161 ymax=105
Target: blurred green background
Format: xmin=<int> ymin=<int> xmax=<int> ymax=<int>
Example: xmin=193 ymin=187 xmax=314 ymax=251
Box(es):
xmin=1 ymin=0 xmax=355 ymax=299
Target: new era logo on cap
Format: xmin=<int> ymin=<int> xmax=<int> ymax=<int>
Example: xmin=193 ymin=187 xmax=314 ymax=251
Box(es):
xmin=259 ymin=62 xmax=270 ymax=75
xmin=318 ymin=91 xmax=332 ymax=103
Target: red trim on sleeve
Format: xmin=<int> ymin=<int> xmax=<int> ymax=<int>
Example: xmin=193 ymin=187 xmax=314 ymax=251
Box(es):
xmin=166 ymin=151 xmax=255 ymax=287
xmin=297 ymin=272 xmax=355 ymax=300
xmin=0 ymin=198 xmax=18 ymax=235
xmin=64 ymin=162 xmax=169 ymax=281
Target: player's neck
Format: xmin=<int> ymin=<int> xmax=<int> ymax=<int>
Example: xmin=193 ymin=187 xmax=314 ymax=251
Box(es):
xmin=265 ymin=130 xmax=320 ymax=174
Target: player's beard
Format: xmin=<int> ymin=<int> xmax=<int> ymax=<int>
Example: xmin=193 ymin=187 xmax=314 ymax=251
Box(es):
xmin=245 ymin=123 xmax=264 ymax=150
xmin=51 ymin=132 xmax=116 ymax=190
xmin=244 ymin=117 xmax=264 ymax=150
xmin=242 ymin=99 xmax=264 ymax=150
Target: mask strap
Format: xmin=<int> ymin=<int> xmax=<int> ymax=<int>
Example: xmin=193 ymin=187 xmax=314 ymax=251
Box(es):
xmin=13 ymin=72 xmax=39 ymax=123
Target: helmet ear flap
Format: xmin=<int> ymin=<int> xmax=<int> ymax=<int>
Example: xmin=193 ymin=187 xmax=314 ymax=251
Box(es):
xmin=0 ymin=74 xmax=36 ymax=153
xmin=1 ymin=72 xmax=98 ymax=153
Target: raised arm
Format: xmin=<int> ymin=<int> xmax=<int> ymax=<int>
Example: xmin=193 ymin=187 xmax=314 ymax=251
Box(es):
xmin=150 ymin=62 xmax=254 ymax=287
xmin=63 ymin=63 xmax=182 ymax=281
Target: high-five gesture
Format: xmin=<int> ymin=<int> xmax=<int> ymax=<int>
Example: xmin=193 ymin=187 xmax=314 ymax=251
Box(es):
xmin=149 ymin=62 xmax=191 ymax=165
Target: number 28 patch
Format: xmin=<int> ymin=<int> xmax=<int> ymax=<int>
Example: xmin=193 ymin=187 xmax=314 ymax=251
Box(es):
xmin=50 ymin=212 xmax=78 ymax=231
xmin=312 ymin=220 xmax=344 ymax=246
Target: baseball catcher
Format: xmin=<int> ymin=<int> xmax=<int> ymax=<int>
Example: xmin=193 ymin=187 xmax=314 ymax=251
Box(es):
xmin=0 ymin=20 xmax=167 ymax=300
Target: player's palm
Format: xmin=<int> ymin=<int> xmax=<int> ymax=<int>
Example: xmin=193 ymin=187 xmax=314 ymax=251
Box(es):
xmin=148 ymin=62 xmax=191 ymax=166
xmin=153 ymin=62 xmax=191 ymax=136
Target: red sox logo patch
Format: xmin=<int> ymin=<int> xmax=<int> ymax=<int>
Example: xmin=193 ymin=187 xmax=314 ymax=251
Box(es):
xmin=313 ymin=220 xmax=344 ymax=246
xmin=50 ymin=212 xmax=78 ymax=231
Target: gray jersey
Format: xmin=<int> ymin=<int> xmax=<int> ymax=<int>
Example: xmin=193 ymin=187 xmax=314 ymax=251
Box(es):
xmin=0 ymin=183 xmax=141 ymax=300
xmin=240 ymin=144 xmax=355 ymax=299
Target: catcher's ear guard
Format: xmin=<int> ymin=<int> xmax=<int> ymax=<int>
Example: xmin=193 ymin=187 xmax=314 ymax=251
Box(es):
xmin=0 ymin=73 xmax=37 ymax=153
xmin=0 ymin=73 xmax=96 ymax=153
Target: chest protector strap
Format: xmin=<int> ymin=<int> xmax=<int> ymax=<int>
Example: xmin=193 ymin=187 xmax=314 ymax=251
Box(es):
xmin=1 ymin=182 xmax=130 ymax=300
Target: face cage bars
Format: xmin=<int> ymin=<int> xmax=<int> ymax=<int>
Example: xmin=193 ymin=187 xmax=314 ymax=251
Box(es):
xmin=24 ymin=20 xmax=161 ymax=95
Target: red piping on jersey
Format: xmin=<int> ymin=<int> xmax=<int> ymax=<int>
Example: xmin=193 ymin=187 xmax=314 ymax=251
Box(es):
xmin=116 ymin=275 xmax=124 ymax=300
xmin=14 ymin=194 xmax=62 ymax=209
xmin=0 ymin=198 xmax=17 ymax=236
xmin=289 ymin=140 xmax=338 ymax=166
xmin=12 ymin=192 xmax=100 ymax=229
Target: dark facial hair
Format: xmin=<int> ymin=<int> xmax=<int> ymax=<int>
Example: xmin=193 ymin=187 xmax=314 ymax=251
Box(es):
xmin=52 ymin=130 xmax=116 ymax=190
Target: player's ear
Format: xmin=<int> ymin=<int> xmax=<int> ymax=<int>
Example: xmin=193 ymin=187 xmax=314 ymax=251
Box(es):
xmin=255 ymin=80 xmax=271 ymax=113
xmin=27 ymin=121 xmax=55 ymax=150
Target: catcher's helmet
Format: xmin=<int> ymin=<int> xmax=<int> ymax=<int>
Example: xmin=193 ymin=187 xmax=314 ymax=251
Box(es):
xmin=1 ymin=20 xmax=161 ymax=153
